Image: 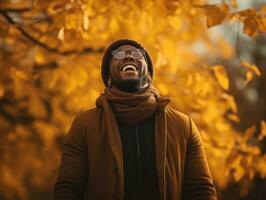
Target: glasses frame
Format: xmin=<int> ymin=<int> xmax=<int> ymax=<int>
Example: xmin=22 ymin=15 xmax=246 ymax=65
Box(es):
xmin=112 ymin=48 xmax=145 ymax=60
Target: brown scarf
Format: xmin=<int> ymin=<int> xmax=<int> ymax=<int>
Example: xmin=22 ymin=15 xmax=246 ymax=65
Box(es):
xmin=96 ymin=85 xmax=169 ymax=125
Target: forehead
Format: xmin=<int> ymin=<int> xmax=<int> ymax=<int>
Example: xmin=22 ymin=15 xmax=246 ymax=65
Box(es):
xmin=116 ymin=44 xmax=137 ymax=50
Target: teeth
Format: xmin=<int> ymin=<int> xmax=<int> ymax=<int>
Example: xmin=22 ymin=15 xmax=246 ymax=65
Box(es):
xmin=122 ymin=65 xmax=137 ymax=72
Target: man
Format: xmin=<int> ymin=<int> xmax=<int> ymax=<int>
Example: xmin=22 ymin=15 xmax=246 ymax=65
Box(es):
xmin=54 ymin=39 xmax=217 ymax=200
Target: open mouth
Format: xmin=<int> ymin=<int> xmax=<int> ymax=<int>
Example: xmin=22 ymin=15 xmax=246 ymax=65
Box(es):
xmin=121 ymin=64 xmax=137 ymax=72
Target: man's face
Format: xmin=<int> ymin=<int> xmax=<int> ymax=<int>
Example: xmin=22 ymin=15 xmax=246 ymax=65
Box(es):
xmin=110 ymin=45 xmax=149 ymax=82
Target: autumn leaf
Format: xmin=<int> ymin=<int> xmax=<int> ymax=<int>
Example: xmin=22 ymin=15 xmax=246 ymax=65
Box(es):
xmin=227 ymin=114 xmax=240 ymax=123
xmin=212 ymin=65 xmax=229 ymax=90
xmin=83 ymin=13 xmax=90 ymax=30
xmin=226 ymin=95 xmax=238 ymax=113
xmin=231 ymin=8 xmax=266 ymax=36
xmin=1 ymin=0 xmax=266 ymax=199
xmin=240 ymin=9 xmax=259 ymax=36
xmin=243 ymin=125 xmax=256 ymax=142
xmin=258 ymin=121 xmax=266 ymax=141
xmin=195 ymin=3 xmax=230 ymax=27
xmin=57 ymin=27 xmax=65 ymax=42
xmin=241 ymin=61 xmax=261 ymax=84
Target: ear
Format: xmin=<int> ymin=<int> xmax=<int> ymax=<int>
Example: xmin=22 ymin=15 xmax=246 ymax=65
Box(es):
xmin=147 ymin=73 xmax=152 ymax=84
xmin=107 ymin=75 xmax=112 ymax=87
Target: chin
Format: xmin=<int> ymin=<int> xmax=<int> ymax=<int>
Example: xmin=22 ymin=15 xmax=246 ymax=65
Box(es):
xmin=114 ymin=79 xmax=143 ymax=93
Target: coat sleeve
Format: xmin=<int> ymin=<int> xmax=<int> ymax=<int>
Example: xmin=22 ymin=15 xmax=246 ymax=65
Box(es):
xmin=182 ymin=116 xmax=217 ymax=200
xmin=54 ymin=116 xmax=88 ymax=200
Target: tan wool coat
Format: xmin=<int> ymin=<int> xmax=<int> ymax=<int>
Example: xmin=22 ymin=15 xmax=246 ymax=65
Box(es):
xmin=54 ymin=98 xmax=217 ymax=200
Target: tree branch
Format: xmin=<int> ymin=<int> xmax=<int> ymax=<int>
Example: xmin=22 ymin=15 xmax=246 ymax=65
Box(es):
xmin=0 ymin=11 xmax=104 ymax=55
xmin=0 ymin=8 xmax=32 ymax=13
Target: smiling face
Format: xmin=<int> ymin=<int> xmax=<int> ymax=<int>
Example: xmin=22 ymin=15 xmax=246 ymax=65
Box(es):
xmin=110 ymin=44 xmax=149 ymax=81
xmin=109 ymin=44 xmax=150 ymax=92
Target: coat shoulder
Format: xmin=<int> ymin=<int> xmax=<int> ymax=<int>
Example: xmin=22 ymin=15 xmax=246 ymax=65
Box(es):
xmin=74 ymin=107 xmax=101 ymax=127
xmin=165 ymin=107 xmax=190 ymax=127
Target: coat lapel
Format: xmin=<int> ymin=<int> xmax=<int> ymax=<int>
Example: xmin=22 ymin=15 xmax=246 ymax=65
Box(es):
xmin=155 ymin=97 xmax=170 ymax=200
xmin=96 ymin=95 xmax=124 ymax=200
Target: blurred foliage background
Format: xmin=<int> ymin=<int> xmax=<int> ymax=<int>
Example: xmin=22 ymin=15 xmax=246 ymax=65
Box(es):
xmin=0 ymin=0 xmax=266 ymax=199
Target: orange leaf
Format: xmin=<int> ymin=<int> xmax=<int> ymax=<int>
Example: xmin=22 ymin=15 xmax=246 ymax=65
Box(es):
xmin=243 ymin=16 xmax=259 ymax=36
xmin=228 ymin=114 xmax=240 ymax=123
xmin=243 ymin=125 xmax=256 ymax=142
xmin=230 ymin=6 xmax=266 ymax=36
xmin=241 ymin=62 xmax=261 ymax=84
xmin=258 ymin=121 xmax=266 ymax=141
xmin=195 ymin=3 xmax=230 ymax=27
xmin=213 ymin=65 xmax=229 ymax=90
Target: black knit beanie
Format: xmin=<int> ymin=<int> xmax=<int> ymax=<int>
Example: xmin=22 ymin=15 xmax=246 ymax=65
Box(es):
xmin=101 ymin=39 xmax=153 ymax=87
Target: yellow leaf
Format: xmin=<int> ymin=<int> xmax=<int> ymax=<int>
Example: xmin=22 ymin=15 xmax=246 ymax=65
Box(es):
xmin=222 ymin=93 xmax=238 ymax=113
xmin=57 ymin=27 xmax=65 ymax=42
xmin=245 ymin=71 xmax=253 ymax=84
xmin=227 ymin=114 xmax=240 ymax=123
xmin=34 ymin=48 xmax=46 ymax=64
xmin=241 ymin=62 xmax=261 ymax=84
xmin=233 ymin=165 xmax=245 ymax=182
xmin=250 ymin=65 xmax=261 ymax=76
xmin=243 ymin=125 xmax=256 ymax=142
xmin=257 ymin=155 xmax=266 ymax=178
xmin=213 ymin=65 xmax=229 ymax=90
xmin=258 ymin=121 xmax=266 ymax=141
xmin=227 ymin=95 xmax=238 ymax=113
xmin=83 ymin=13 xmax=90 ymax=30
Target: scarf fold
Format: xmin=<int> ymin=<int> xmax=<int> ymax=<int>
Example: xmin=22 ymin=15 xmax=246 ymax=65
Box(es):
xmin=96 ymin=85 xmax=170 ymax=125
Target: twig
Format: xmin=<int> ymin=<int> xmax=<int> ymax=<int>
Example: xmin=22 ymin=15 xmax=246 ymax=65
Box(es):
xmin=0 ymin=11 xmax=104 ymax=55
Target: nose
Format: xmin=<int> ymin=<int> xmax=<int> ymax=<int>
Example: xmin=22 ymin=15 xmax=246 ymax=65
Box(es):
xmin=124 ymin=53 xmax=135 ymax=61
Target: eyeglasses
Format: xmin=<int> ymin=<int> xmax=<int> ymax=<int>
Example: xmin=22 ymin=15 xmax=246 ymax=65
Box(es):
xmin=112 ymin=48 xmax=145 ymax=59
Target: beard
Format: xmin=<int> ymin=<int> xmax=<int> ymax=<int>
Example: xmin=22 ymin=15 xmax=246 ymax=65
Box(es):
xmin=111 ymin=74 xmax=150 ymax=93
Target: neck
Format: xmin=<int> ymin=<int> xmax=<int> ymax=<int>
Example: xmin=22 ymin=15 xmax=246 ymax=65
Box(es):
xmin=113 ymin=83 xmax=148 ymax=93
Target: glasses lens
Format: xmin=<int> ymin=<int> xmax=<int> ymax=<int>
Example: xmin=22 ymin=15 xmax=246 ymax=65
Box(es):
xmin=131 ymin=49 xmax=143 ymax=58
xmin=112 ymin=48 xmax=144 ymax=59
xmin=112 ymin=49 xmax=125 ymax=59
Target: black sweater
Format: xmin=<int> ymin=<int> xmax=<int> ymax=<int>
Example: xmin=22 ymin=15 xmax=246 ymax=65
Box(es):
xmin=118 ymin=114 xmax=160 ymax=200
